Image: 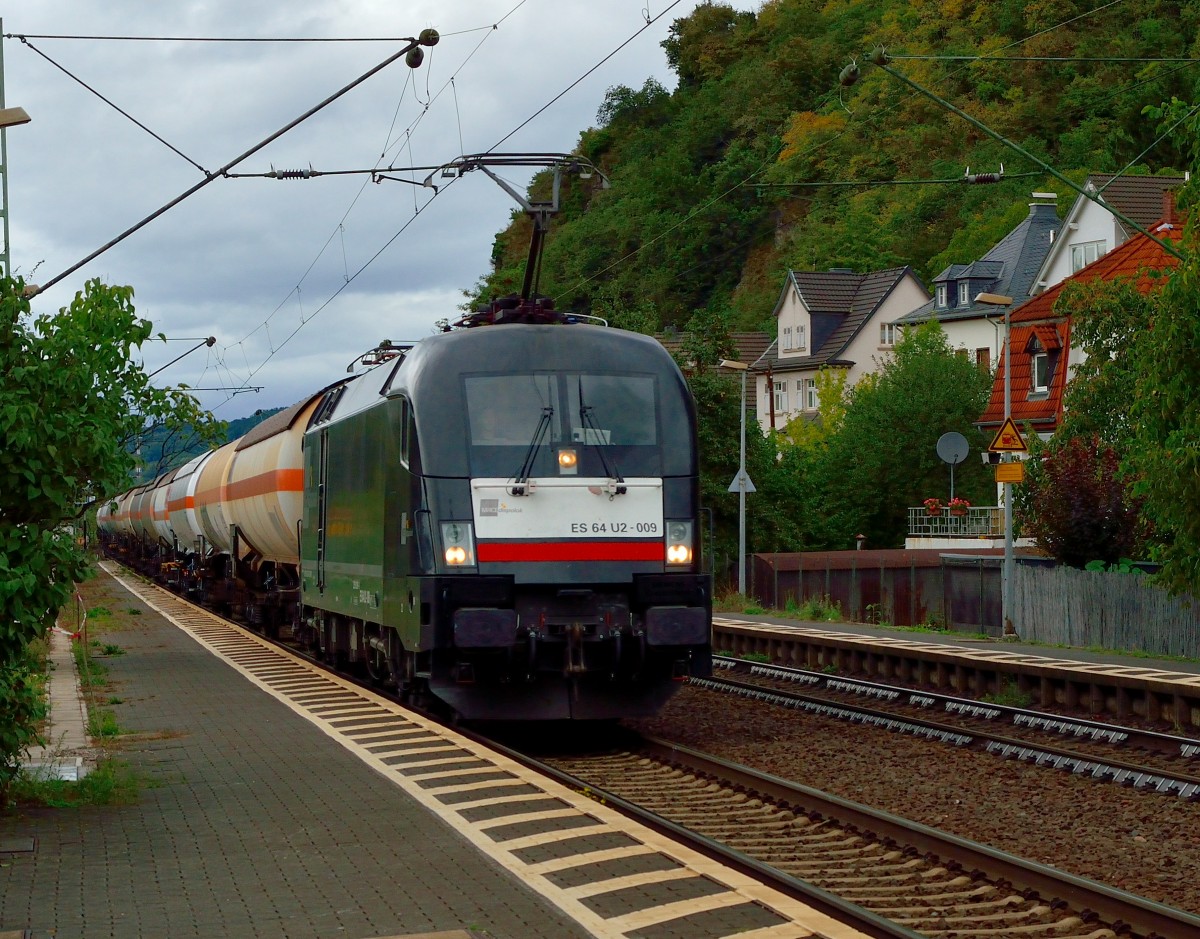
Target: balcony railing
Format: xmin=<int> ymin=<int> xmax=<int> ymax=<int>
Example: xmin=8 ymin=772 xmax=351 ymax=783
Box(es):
xmin=908 ymin=506 xmax=1003 ymax=539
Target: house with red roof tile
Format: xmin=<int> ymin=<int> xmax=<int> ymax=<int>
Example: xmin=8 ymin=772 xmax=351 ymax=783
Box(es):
xmin=748 ymin=266 xmax=929 ymax=433
xmin=1032 ymin=173 xmax=1186 ymax=293
xmin=977 ymin=216 xmax=1182 ymax=439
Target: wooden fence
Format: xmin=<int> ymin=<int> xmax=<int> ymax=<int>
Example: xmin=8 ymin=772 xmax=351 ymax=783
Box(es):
xmin=1014 ymin=563 xmax=1200 ymax=658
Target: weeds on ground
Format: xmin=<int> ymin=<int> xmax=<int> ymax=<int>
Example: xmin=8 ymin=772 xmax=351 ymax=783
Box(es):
xmin=981 ymin=679 xmax=1032 ymax=708
xmin=73 ymin=642 xmax=110 ymax=691
xmin=9 ymin=759 xmax=142 ymax=808
xmin=793 ymin=594 xmax=842 ymax=622
xmin=88 ymin=709 xmax=120 ymax=739
xmin=713 ymin=591 xmax=765 ymax=614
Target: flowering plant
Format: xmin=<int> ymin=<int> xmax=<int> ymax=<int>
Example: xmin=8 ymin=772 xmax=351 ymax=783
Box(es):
xmin=947 ymin=497 xmax=971 ymax=510
xmin=923 ymin=497 xmax=942 ymax=512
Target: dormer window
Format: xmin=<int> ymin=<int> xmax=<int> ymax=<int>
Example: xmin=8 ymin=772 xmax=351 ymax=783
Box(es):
xmin=796 ymin=323 xmax=807 ymax=351
xmin=936 ymin=284 xmax=947 ymax=308
xmin=1032 ymin=347 xmax=1049 ymax=392
xmin=782 ymin=325 xmax=793 ymax=351
xmin=958 ymin=281 xmax=970 ymax=305
xmin=1026 ymin=333 xmax=1057 ymax=395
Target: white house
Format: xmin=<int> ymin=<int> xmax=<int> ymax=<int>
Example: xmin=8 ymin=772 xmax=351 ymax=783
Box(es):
xmin=749 ymin=267 xmax=929 ymax=433
xmin=1032 ymin=173 xmax=1186 ymax=293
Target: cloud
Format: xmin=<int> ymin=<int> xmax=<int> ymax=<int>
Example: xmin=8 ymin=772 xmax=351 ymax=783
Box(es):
xmin=5 ymin=1 xmax=748 ymax=415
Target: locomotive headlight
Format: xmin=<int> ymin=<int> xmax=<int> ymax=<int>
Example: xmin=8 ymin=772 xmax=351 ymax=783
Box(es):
xmin=557 ymin=448 xmax=578 ymax=474
xmin=665 ymin=521 xmax=694 ymax=566
xmin=441 ymin=521 xmax=476 ymax=566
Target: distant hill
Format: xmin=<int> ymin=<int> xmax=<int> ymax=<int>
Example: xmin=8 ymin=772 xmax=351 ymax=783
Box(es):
xmin=132 ymin=407 xmax=285 ymax=481
xmin=474 ymin=0 xmax=1191 ymax=332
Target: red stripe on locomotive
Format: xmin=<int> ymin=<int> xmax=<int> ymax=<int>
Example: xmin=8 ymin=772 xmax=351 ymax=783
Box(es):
xmin=477 ymin=541 xmax=661 ymax=562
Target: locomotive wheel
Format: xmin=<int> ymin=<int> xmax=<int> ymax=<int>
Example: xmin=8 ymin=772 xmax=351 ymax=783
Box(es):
xmin=366 ymin=636 xmax=389 ymax=685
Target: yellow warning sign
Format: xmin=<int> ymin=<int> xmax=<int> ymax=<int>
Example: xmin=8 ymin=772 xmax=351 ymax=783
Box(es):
xmin=989 ymin=417 xmax=1028 ymax=453
xmin=996 ymin=461 xmax=1025 ymax=483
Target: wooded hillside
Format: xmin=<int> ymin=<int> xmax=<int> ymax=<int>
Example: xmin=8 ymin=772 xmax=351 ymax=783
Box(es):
xmin=473 ymin=0 xmax=1195 ymax=328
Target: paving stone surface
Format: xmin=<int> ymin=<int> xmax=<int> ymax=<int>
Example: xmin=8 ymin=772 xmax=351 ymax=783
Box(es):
xmin=0 ymin=586 xmax=591 ymax=939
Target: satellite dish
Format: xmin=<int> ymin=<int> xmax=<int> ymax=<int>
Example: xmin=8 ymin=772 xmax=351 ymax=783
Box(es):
xmin=937 ymin=432 xmax=969 ymax=465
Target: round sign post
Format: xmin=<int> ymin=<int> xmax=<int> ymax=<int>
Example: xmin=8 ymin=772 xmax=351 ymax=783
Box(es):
xmin=936 ymin=432 xmax=970 ymax=501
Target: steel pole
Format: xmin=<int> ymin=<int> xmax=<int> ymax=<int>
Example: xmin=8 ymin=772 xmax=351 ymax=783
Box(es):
xmin=738 ymin=368 xmax=747 ymax=596
xmin=1003 ymin=304 xmax=1015 ymax=636
xmin=1 ymin=20 xmax=11 ymax=278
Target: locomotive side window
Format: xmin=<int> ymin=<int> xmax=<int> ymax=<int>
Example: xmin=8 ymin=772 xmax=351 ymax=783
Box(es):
xmin=396 ymin=397 xmax=410 ymax=467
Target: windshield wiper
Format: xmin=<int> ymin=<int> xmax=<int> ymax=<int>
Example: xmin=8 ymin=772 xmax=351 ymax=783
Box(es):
xmin=579 ymin=379 xmax=626 ymax=496
xmin=511 ymin=406 xmax=553 ymax=496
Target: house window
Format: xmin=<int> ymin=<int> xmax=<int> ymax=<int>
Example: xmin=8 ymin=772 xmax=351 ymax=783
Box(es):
xmin=796 ymin=323 xmax=807 ymax=351
xmin=955 ymin=348 xmax=969 ymax=360
xmin=1070 ymin=239 xmax=1106 ymax=273
xmin=1032 ymin=351 xmax=1050 ymax=392
xmin=805 ymin=378 xmax=818 ymax=410
xmin=1027 ymin=335 xmax=1055 ymax=393
xmin=781 ymin=325 xmax=793 ymax=351
xmin=976 ymin=347 xmax=991 ymax=370
xmin=958 ymin=281 xmax=970 ymax=305
xmin=773 ymin=380 xmax=787 ymax=414
xmin=880 ymin=322 xmax=897 ymax=347
xmin=936 ymin=284 xmax=947 ymax=308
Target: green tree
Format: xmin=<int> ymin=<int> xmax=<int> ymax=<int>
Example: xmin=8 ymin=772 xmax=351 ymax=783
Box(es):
xmin=1126 ymin=212 xmax=1200 ymax=595
xmin=0 ymin=276 xmax=221 ymax=790
xmin=1055 ymin=276 xmax=1161 ymax=449
xmin=813 ymin=322 xmax=994 ymax=549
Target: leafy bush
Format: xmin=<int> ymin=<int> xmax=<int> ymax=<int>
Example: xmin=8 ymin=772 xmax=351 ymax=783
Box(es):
xmin=0 ymin=648 xmax=48 ymax=799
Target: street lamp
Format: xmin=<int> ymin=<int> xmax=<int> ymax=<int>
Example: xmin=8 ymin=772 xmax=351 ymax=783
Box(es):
xmin=0 ymin=104 xmax=30 ymax=280
xmin=719 ymin=358 xmax=754 ymax=595
xmin=976 ymin=292 xmax=1015 ymax=637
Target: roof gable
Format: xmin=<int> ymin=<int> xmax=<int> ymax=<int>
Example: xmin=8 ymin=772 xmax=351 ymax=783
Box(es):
xmin=1011 ymin=221 xmax=1181 ymax=325
xmin=759 ymin=267 xmax=925 ymax=371
xmin=1032 ymin=174 xmax=1186 ymax=289
xmin=1085 ymin=173 xmax=1187 ymax=234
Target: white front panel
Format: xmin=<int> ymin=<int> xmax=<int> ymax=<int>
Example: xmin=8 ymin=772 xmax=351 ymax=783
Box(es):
xmin=472 ymin=477 xmax=663 ymax=539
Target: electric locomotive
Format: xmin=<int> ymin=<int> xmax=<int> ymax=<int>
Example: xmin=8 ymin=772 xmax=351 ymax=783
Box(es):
xmin=298 ymin=305 xmax=712 ymax=719
xmin=98 ymin=152 xmax=712 ymax=720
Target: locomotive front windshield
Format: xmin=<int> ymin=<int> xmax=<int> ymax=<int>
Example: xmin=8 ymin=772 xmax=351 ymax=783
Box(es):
xmin=465 ymin=372 xmax=659 ymax=477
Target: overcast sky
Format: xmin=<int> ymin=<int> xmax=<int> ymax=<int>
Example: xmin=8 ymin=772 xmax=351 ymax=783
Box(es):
xmin=4 ymin=1 xmax=754 ymax=417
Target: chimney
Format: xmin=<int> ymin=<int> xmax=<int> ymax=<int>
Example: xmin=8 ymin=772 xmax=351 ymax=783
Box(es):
xmin=1163 ymin=189 xmax=1178 ymax=226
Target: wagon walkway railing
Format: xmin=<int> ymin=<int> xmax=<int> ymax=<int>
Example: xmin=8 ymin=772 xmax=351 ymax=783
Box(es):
xmin=907 ymin=506 xmax=1003 ymax=539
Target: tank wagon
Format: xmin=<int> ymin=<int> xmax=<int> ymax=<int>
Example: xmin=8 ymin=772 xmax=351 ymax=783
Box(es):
xmin=100 ymin=312 xmax=712 ymax=720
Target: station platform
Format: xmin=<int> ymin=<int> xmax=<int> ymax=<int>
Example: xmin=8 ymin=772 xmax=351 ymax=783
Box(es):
xmin=719 ymin=611 xmax=1200 ymax=677
xmin=0 ymin=570 xmax=593 ymax=939
xmin=714 ymin=611 xmax=1200 ymax=730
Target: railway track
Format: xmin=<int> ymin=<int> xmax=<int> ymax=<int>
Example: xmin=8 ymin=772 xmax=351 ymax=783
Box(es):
xmin=97 ymin=564 xmax=1200 ymax=937
xmin=700 ymin=657 xmax=1200 ymax=800
xmin=96 ymin=563 xmax=894 ymax=938
xmin=538 ymin=737 xmax=1200 ymax=939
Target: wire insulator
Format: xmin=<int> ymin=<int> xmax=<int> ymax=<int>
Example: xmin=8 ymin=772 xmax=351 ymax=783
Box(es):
xmin=271 ymin=168 xmax=313 ymax=180
xmin=966 ymin=172 xmax=1002 ymax=184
